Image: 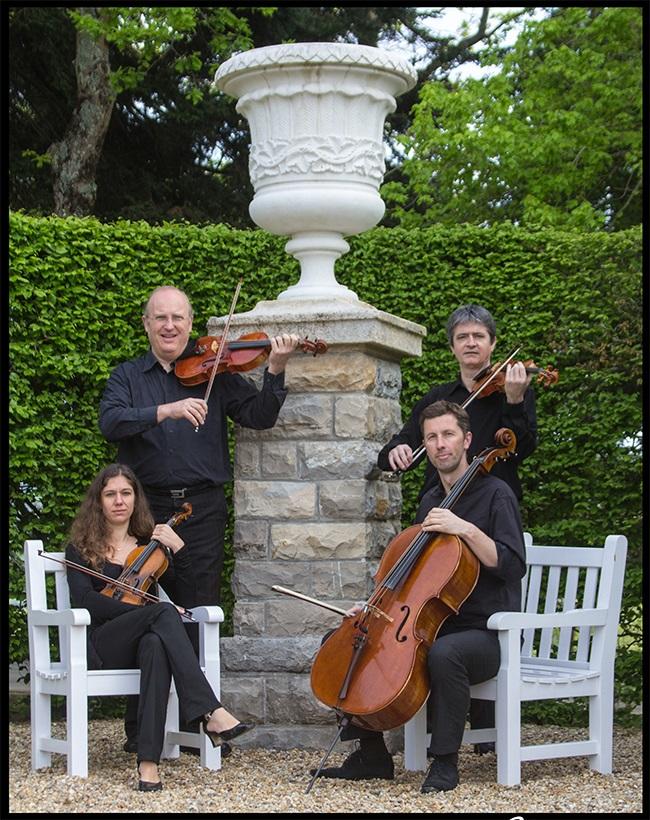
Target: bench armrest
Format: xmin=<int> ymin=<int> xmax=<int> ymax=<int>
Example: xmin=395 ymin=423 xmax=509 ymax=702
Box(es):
xmin=487 ymin=608 xmax=608 ymax=631
xmin=29 ymin=607 xmax=91 ymax=627
xmin=191 ymin=605 xmax=225 ymax=624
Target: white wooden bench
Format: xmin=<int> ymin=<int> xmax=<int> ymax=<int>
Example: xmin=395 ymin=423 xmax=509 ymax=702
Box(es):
xmin=25 ymin=539 xmax=224 ymax=777
xmin=403 ymin=532 xmax=628 ymax=786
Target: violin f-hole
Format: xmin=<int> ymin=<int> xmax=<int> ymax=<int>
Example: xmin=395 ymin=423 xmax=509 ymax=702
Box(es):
xmin=395 ymin=605 xmax=410 ymax=642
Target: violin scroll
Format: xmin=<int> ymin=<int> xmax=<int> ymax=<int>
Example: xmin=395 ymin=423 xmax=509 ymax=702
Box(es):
xmin=169 ymin=502 xmax=193 ymax=528
xmin=533 ymin=363 xmax=559 ymax=387
xmin=299 ymin=337 xmax=328 ymax=357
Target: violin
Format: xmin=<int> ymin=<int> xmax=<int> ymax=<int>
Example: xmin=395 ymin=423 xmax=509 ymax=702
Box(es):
xmin=100 ymin=503 xmax=193 ymax=605
xmin=310 ymin=429 xmax=517 ymax=733
xmin=470 ymin=358 xmax=559 ymax=399
xmin=174 ymin=333 xmax=329 ymax=387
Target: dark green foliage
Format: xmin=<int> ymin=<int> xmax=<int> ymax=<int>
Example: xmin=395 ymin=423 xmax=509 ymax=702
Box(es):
xmin=9 ymin=214 xmax=642 ymax=722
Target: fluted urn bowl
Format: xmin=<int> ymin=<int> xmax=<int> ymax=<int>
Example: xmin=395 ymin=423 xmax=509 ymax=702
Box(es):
xmin=214 ymin=43 xmax=416 ymax=301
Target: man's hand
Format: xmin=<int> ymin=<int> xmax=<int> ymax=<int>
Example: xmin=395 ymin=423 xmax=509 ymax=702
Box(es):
xmin=267 ymin=334 xmax=300 ymax=374
xmin=157 ymin=397 xmax=208 ymax=427
xmin=420 ymin=507 xmax=468 ymax=536
xmin=344 ymin=603 xmax=364 ymax=618
xmin=420 ymin=507 xmax=498 ymax=568
xmin=388 ymin=444 xmax=414 ymax=472
xmin=504 ymin=361 xmax=532 ymax=404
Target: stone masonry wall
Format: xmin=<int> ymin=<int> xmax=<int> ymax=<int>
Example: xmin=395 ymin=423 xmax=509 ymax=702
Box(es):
xmin=208 ymin=303 xmax=425 ymax=750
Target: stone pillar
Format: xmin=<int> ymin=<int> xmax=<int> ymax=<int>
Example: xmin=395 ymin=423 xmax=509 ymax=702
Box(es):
xmin=208 ymin=300 xmax=425 ymax=748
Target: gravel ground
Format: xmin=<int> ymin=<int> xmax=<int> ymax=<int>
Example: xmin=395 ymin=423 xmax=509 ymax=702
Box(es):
xmin=8 ymin=720 xmax=643 ymax=814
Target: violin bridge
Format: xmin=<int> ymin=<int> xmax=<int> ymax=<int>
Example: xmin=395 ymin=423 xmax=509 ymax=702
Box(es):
xmin=366 ymin=604 xmax=393 ymax=623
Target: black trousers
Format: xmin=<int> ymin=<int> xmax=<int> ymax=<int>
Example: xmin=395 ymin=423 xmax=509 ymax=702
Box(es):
xmin=145 ymin=485 xmax=228 ymax=608
xmin=93 ymin=603 xmax=220 ymax=763
xmin=339 ymin=629 xmax=501 ymax=756
xmin=125 ymin=486 xmax=227 ymax=742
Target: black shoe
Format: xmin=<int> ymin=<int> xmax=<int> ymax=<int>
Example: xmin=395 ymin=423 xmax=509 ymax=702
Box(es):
xmin=473 ymin=741 xmax=495 ymax=755
xmin=421 ymin=757 xmax=459 ymax=793
xmin=123 ymin=738 xmax=138 ymax=753
xmin=312 ymin=747 xmax=394 ymax=781
xmin=201 ymin=717 xmax=254 ymax=748
xmin=137 ymin=763 xmax=163 ymax=792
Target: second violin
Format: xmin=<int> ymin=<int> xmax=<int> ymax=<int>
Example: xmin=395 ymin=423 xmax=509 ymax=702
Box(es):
xmin=175 ymin=333 xmax=328 ymax=386
xmin=469 ymin=358 xmax=559 ymax=400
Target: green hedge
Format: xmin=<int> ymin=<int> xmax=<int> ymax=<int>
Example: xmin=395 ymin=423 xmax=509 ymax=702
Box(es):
xmin=9 ymin=213 xmax=642 ymax=723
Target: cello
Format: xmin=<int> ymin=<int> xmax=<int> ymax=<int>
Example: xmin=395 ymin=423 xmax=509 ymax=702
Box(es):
xmin=309 ymin=428 xmax=517 ymax=733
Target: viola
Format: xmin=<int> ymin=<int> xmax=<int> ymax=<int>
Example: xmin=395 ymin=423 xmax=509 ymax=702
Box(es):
xmin=470 ymin=358 xmax=559 ymax=399
xmin=310 ymin=429 xmax=517 ymax=733
xmin=100 ymin=503 xmax=193 ymax=605
xmin=175 ymin=332 xmax=328 ymax=386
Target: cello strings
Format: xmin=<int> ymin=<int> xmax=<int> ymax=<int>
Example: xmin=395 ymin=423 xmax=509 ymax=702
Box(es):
xmin=370 ymin=458 xmax=485 ymax=598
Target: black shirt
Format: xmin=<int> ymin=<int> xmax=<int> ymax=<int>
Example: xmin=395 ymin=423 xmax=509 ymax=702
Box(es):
xmin=415 ymin=473 xmax=526 ymax=632
xmin=99 ymin=346 xmax=288 ymax=489
xmin=377 ymin=376 xmax=537 ymax=499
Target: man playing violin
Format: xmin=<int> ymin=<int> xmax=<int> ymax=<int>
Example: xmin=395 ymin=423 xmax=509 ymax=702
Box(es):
xmin=99 ymin=285 xmax=299 ymax=750
xmin=377 ymin=304 xmax=537 ymax=503
xmin=314 ymin=401 xmax=526 ymax=792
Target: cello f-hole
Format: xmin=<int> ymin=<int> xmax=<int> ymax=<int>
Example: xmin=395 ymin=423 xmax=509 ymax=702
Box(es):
xmin=395 ymin=605 xmax=411 ymax=643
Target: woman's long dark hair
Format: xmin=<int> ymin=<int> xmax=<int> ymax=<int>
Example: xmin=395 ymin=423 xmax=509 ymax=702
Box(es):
xmin=69 ymin=463 xmax=154 ymax=569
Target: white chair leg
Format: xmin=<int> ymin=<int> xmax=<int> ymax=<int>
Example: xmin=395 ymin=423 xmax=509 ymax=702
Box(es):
xmin=162 ymin=688 xmax=180 ymax=760
xmin=31 ymin=687 xmax=52 ymax=771
xmin=589 ymin=683 xmax=613 ymax=774
xmin=495 ymin=631 xmax=521 ymax=787
xmin=66 ymin=674 xmax=89 ymax=777
xmin=199 ymin=726 xmax=221 ymax=771
xmin=404 ymin=701 xmax=428 ymax=771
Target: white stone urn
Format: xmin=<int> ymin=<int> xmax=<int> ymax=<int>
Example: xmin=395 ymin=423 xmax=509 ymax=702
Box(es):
xmin=214 ymin=43 xmax=417 ymax=302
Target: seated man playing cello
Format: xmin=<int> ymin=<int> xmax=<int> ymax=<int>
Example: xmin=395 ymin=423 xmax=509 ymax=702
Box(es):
xmin=312 ymin=400 xmax=526 ymax=793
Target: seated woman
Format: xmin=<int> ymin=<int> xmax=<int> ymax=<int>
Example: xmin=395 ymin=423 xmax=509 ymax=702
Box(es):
xmin=65 ymin=462 xmax=252 ymax=791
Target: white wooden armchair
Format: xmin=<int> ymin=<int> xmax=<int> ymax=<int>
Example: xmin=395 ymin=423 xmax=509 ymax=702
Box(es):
xmin=25 ymin=539 xmax=224 ymax=777
xmin=403 ymin=532 xmax=628 ymax=786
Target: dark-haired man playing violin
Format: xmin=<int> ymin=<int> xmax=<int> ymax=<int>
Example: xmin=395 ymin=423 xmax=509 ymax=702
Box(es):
xmin=314 ymin=401 xmax=526 ymax=793
xmin=377 ymin=304 xmax=537 ymax=502
xmin=99 ymin=285 xmax=299 ymax=751
xmin=377 ymin=304 xmax=536 ymax=754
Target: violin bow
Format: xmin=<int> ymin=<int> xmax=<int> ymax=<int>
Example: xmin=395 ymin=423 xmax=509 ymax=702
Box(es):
xmin=39 ymin=551 xmax=196 ymax=621
xmin=195 ymin=278 xmax=243 ymax=432
xmin=392 ymin=346 xmax=522 ymax=477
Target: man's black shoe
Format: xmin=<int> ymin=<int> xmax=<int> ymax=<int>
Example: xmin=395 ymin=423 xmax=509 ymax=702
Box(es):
xmin=123 ymin=738 xmax=137 ymax=753
xmin=421 ymin=757 xmax=459 ymax=793
xmin=311 ymin=747 xmax=394 ymax=781
xmin=473 ymin=741 xmax=495 ymax=755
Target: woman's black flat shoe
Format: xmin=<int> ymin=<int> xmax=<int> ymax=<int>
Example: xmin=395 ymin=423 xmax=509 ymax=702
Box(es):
xmin=137 ymin=763 xmax=163 ymax=792
xmin=201 ymin=719 xmax=254 ymax=748
xmin=138 ymin=779 xmax=163 ymax=792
